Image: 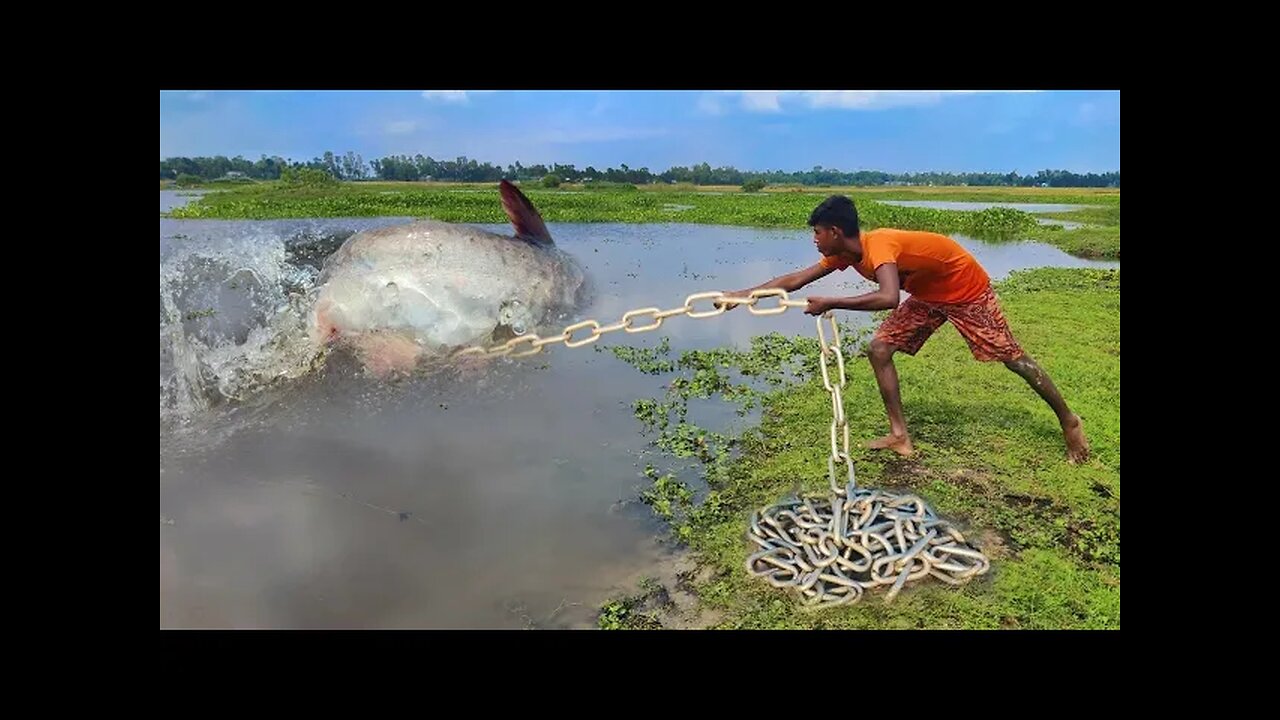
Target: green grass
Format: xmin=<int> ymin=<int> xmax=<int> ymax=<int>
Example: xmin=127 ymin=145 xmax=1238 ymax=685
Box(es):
xmin=164 ymin=181 xmax=1120 ymax=261
xmin=1026 ymin=204 xmax=1120 ymax=259
xmin=1027 ymin=225 xmax=1121 ymax=260
xmin=1036 ymin=205 xmax=1120 ymax=227
xmin=602 ymin=267 xmax=1120 ymax=629
xmin=167 ymin=182 xmax=1126 ymax=253
xmin=790 ymin=185 xmax=1119 ymax=206
xmin=642 ymin=184 xmax=1118 ymax=205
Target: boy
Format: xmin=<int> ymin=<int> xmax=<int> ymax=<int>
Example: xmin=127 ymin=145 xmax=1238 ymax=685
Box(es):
xmin=724 ymin=195 xmax=1089 ymax=464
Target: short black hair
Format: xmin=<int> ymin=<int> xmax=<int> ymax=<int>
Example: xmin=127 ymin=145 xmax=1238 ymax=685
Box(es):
xmin=808 ymin=195 xmax=860 ymax=237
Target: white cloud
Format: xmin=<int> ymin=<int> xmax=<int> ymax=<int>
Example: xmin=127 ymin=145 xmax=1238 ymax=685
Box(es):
xmin=740 ymin=91 xmax=784 ymax=112
xmin=803 ymin=90 xmax=971 ymax=110
xmin=1075 ymin=102 xmax=1098 ymax=125
xmin=589 ymin=93 xmax=612 ymax=117
xmin=420 ymin=90 xmax=498 ymax=104
xmin=696 ymin=93 xmax=725 ymax=116
xmin=715 ymin=90 xmax=1038 ymax=113
xmin=421 ymin=91 xmax=471 ymax=103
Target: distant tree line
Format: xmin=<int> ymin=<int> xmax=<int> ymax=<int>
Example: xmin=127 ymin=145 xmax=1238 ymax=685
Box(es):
xmin=161 ymin=153 xmax=1120 ymax=188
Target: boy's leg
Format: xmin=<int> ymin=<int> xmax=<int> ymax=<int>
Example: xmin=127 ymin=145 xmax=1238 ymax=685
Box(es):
xmin=866 ymin=341 xmax=913 ymax=456
xmin=865 ymin=298 xmax=947 ymax=457
xmin=1003 ymin=354 xmax=1090 ymax=463
xmin=946 ymin=287 xmax=1091 ymax=464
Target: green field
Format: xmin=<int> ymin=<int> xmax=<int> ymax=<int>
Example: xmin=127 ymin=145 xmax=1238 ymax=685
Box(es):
xmin=164 ymin=181 xmax=1119 ymax=260
xmin=600 ymin=268 xmax=1120 ymax=629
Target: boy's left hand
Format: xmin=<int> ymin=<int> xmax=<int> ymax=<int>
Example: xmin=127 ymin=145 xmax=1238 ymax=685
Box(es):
xmin=805 ymin=297 xmax=835 ymax=316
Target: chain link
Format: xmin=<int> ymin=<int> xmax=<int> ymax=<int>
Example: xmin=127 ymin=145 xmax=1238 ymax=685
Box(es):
xmin=452 ymin=287 xmax=808 ymax=360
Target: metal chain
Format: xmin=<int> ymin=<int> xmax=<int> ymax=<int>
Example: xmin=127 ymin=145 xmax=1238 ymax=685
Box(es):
xmin=450 ymin=286 xmax=991 ymax=608
xmin=452 ymin=288 xmax=805 ymax=360
xmin=744 ymin=313 xmax=991 ymax=608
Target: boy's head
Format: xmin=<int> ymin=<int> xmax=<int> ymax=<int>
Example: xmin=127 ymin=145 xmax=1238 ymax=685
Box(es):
xmin=808 ymin=195 xmax=859 ymax=255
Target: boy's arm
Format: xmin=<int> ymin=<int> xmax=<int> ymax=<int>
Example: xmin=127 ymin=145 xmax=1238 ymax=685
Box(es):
xmin=719 ymin=262 xmax=835 ymax=309
xmin=805 ymin=263 xmax=901 ymax=315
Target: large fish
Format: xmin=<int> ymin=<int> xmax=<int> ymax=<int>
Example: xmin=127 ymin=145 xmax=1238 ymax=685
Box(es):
xmin=310 ymin=181 xmax=590 ymax=376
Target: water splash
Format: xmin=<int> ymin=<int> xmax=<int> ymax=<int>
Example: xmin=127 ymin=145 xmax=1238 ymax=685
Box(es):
xmin=159 ymin=225 xmax=356 ymax=426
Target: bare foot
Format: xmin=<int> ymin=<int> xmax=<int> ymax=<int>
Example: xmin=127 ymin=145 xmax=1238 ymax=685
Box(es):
xmin=867 ymin=433 xmax=914 ymax=457
xmin=1063 ymin=414 xmax=1090 ymax=464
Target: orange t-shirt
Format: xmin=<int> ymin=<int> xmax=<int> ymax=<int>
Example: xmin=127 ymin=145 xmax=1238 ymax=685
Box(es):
xmin=819 ymin=228 xmax=990 ymax=304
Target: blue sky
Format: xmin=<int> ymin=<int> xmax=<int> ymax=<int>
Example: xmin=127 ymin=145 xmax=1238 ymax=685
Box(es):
xmin=159 ymin=90 xmax=1119 ymax=174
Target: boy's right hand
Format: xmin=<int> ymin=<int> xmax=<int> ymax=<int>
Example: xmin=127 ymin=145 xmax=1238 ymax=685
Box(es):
xmin=716 ymin=290 xmax=749 ymax=311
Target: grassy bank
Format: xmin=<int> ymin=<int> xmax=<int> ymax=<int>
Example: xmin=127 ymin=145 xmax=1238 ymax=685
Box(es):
xmin=602 ymin=267 xmax=1120 ymax=629
xmin=164 ymin=181 xmax=1119 ymax=259
xmin=1027 ymin=203 xmax=1121 ymax=259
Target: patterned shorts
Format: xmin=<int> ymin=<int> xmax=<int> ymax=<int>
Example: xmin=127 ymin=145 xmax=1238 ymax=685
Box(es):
xmin=875 ymin=286 xmax=1024 ymax=362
